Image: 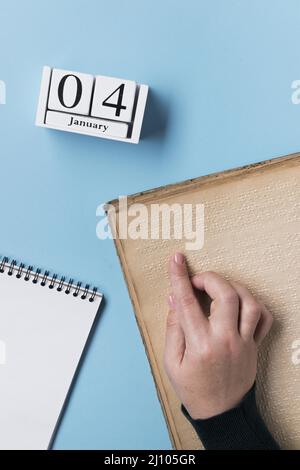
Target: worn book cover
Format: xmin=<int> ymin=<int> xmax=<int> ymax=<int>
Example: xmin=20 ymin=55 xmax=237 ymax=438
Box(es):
xmin=108 ymin=153 xmax=300 ymax=450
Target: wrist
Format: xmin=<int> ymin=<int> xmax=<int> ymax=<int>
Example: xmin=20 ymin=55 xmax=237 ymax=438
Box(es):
xmin=182 ymin=383 xmax=280 ymax=450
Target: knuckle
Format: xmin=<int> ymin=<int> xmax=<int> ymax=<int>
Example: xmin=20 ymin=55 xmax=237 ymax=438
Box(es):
xmin=192 ymin=342 xmax=214 ymax=362
xmin=172 ymin=272 xmax=187 ymax=284
xmin=220 ymin=289 xmax=238 ymax=304
xmin=199 ymin=345 xmax=214 ymax=362
xmin=180 ymin=294 xmax=196 ymax=309
xmin=222 ymin=334 xmax=239 ymax=355
xmin=246 ymin=300 xmax=261 ymax=317
xmin=171 ymin=264 xmax=186 ymax=278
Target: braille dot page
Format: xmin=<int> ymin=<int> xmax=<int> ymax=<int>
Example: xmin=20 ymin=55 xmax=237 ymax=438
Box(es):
xmin=108 ymin=154 xmax=300 ymax=450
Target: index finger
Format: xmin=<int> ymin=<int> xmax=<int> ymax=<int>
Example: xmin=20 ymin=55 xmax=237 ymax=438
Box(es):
xmin=169 ymin=253 xmax=208 ymax=336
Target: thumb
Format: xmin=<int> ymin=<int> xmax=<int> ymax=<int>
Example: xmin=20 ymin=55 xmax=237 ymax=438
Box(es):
xmin=164 ymin=297 xmax=185 ymax=373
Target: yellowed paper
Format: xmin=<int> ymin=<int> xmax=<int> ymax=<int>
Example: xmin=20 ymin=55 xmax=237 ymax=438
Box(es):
xmin=109 ymin=154 xmax=300 ymax=449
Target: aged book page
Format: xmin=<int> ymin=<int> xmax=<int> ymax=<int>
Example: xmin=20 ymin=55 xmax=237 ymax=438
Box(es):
xmin=108 ymin=154 xmax=300 ymax=449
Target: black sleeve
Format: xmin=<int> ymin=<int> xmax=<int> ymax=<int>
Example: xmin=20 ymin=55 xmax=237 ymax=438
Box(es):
xmin=181 ymin=384 xmax=280 ymax=450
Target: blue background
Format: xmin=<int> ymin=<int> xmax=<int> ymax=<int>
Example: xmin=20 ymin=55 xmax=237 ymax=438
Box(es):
xmin=0 ymin=0 xmax=299 ymax=449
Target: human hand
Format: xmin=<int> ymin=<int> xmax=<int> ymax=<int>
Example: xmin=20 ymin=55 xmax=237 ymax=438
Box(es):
xmin=164 ymin=252 xmax=273 ymax=420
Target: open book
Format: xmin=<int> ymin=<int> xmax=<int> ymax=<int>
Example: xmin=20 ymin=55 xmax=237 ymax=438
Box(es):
xmin=108 ymin=153 xmax=300 ymax=450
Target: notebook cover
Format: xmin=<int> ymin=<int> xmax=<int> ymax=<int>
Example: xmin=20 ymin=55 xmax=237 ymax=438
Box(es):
xmin=0 ymin=259 xmax=102 ymax=449
xmin=108 ymin=153 xmax=300 ymax=450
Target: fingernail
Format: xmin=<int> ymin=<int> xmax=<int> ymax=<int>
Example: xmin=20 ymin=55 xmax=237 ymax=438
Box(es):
xmin=174 ymin=252 xmax=184 ymax=265
xmin=168 ymin=294 xmax=175 ymax=309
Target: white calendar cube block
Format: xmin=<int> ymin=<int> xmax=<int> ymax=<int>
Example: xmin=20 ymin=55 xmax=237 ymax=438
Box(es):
xmin=91 ymin=76 xmax=136 ymax=122
xmin=48 ymin=68 xmax=94 ymax=115
xmin=36 ymin=66 xmax=149 ymax=143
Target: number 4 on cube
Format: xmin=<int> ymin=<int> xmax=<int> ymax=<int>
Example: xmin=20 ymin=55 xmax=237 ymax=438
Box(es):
xmin=92 ymin=76 xmax=136 ymax=123
xmin=36 ymin=66 xmax=149 ymax=144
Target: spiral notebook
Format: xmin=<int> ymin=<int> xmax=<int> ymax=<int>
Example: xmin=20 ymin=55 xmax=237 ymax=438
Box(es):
xmin=0 ymin=256 xmax=103 ymax=450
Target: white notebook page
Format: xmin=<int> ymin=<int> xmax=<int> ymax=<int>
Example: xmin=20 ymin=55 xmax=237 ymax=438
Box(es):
xmin=0 ymin=266 xmax=102 ymax=450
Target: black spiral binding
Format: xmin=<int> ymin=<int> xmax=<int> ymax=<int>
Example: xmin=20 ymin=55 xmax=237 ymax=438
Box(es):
xmin=0 ymin=256 xmax=100 ymax=303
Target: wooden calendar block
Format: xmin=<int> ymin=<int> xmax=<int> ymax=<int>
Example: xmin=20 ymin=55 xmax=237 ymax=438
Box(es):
xmin=48 ymin=68 xmax=94 ymax=115
xmin=36 ymin=66 xmax=149 ymax=144
xmin=91 ymin=76 xmax=136 ymax=122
